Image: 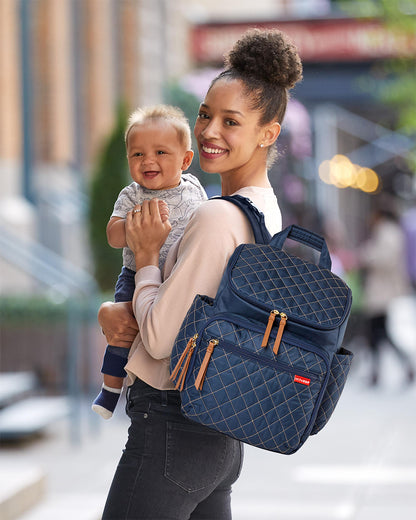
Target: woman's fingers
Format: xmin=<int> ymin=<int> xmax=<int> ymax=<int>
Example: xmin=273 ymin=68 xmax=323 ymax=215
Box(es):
xmin=134 ymin=199 xmax=171 ymax=232
xmin=141 ymin=198 xmax=157 ymax=219
xmin=132 ymin=204 xmax=142 ymax=216
xmin=130 ymin=199 xmax=169 ymax=221
xmin=140 ymin=199 xmax=149 ymax=217
xmin=126 ymin=199 xmax=172 ymax=269
xmin=158 ymin=200 xmax=170 ymax=222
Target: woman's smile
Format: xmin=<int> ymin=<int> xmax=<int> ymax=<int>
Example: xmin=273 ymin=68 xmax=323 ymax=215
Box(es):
xmin=200 ymin=142 xmax=228 ymax=159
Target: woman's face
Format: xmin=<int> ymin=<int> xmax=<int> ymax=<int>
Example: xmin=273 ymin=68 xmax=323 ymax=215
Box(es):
xmin=193 ymin=78 xmax=266 ymax=176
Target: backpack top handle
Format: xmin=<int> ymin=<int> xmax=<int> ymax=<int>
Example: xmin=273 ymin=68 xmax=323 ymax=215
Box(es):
xmin=214 ymin=196 xmax=332 ymax=271
xmin=271 ymin=224 xmax=332 ymax=271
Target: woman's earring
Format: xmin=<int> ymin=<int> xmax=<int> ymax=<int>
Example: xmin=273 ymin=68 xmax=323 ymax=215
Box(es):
xmin=260 ymin=143 xmax=264 ymax=148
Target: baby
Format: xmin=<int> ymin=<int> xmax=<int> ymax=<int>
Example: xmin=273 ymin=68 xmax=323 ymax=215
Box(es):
xmin=92 ymin=104 xmax=207 ymax=418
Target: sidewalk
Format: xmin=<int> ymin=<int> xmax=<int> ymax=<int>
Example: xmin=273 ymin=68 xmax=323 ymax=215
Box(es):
xmin=233 ymin=361 xmax=416 ymax=519
xmin=1 ymin=347 xmax=415 ymax=519
xmin=0 ymin=400 xmax=129 ymax=519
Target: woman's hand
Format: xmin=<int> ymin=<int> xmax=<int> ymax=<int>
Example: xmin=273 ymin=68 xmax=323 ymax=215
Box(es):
xmin=126 ymin=199 xmax=172 ymax=270
xmin=158 ymin=200 xmax=170 ymax=222
xmin=98 ymin=301 xmax=139 ymax=348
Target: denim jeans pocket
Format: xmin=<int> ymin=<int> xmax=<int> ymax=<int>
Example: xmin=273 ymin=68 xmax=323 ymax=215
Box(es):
xmin=165 ymin=421 xmax=228 ymax=493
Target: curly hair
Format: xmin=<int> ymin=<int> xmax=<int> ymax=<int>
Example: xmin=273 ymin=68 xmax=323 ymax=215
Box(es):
xmin=209 ymin=29 xmax=303 ymax=166
xmin=125 ymin=104 xmax=192 ymax=150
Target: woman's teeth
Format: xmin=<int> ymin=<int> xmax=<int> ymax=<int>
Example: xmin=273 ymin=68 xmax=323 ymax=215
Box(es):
xmin=202 ymin=145 xmax=224 ymax=154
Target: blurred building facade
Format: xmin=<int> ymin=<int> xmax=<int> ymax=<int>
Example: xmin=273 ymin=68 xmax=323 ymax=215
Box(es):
xmin=0 ymin=0 xmax=335 ymax=176
xmin=0 ymin=0 xmax=414 ymax=295
xmin=0 ymin=0 xmax=191 ymax=293
xmin=0 ymin=0 xmax=192 ymax=172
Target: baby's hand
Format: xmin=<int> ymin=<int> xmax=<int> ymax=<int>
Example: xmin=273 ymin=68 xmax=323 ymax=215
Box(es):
xmin=158 ymin=200 xmax=169 ymax=223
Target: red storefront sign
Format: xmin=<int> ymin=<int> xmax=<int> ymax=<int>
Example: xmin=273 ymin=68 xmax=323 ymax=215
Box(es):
xmin=191 ymin=18 xmax=416 ymax=64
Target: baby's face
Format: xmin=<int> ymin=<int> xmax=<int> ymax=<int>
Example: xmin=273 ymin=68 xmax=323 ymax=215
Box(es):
xmin=126 ymin=120 xmax=191 ymax=191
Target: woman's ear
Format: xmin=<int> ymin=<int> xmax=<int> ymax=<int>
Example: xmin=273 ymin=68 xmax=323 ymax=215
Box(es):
xmin=181 ymin=150 xmax=194 ymax=171
xmin=261 ymin=122 xmax=281 ymax=147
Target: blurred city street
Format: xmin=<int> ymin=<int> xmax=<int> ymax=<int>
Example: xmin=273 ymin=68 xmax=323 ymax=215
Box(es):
xmin=1 ymin=4 xmax=416 ymax=520
xmin=1 ymin=342 xmax=415 ymax=520
xmin=232 ymin=353 xmax=416 ymax=520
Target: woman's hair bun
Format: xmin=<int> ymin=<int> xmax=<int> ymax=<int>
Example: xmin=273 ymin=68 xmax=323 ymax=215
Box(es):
xmin=224 ymin=28 xmax=303 ymax=89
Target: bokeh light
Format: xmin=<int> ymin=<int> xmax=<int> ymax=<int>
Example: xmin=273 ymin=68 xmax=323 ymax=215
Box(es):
xmin=319 ymin=155 xmax=380 ymax=193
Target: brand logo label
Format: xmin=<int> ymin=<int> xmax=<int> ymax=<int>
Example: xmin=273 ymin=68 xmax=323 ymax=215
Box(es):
xmin=294 ymin=375 xmax=311 ymax=386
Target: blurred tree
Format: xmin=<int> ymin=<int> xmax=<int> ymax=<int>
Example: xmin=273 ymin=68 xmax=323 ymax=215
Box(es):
xmin=337 ymin=0 xmax=416 ymax=169
xmin=88 ymin=102 xmax=129 ymax=293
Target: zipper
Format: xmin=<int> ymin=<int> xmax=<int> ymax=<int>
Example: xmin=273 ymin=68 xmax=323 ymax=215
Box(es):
xmin=194 ymin=335 xmax=320 ymax=391
xmin=195 ymin=339 xmax=219 ymax=390
xmin=261 ymin=310 xmax=287 ymax=355
xmin=177 ymin=314 xmax=330 ymax=390
xmin=228 ymin=256 xmax=349 ymax=331
xmin=273 ymin=312 xmax=287 ymax=355
xmin=261 ymin=310 xmax=279 ymax=347
xmin=170 ymin=334 xmax=198 ymax=391
xmin=216 ymin=338 xmax=320 ymax=381
xmin=197 ymin=313 xmax=330 ymax=367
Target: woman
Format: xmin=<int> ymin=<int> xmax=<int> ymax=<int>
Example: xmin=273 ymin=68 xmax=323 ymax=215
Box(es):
xmin=99 ymin=28 xmax=303 ymax=519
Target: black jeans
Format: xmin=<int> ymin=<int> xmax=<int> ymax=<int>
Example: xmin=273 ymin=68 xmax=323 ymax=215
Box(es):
xmin=102 ymin=379 xmax=243 ymax=520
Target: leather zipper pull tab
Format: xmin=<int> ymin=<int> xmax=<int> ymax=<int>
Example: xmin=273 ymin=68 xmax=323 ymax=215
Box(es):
xmin=195 ymin=339 xmax=218 ymax=391
xmin=176 ymin=345 xmax=195 ymax=391
xmin=261 ymin=310 xmax=279 ymax=348
xmin=273 ymin=313 xmax=287 ymax=355
xmin=170 ymin=334 xmax=198 ymax=383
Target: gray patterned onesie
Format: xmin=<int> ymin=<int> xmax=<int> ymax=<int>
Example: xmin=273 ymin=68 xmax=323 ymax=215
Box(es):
xmin=112 ymin=173 xmax=207 ymax=271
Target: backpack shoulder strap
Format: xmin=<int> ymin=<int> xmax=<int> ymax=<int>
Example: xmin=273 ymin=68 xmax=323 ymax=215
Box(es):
xmin=213 ymin=194 xmax=271 ymax=244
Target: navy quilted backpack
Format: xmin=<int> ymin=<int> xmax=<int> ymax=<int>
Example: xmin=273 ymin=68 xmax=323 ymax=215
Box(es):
xmin=170 ymin=195 xmax=353 ymax=455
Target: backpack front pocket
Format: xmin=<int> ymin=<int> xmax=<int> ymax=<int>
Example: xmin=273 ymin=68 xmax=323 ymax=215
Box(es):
xmin=180 ymin=317 xmax=329 ymax=454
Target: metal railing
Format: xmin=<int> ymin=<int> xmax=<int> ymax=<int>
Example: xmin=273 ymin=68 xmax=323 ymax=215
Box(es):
xmin=0 ymin=223 xmax=100 ymax=443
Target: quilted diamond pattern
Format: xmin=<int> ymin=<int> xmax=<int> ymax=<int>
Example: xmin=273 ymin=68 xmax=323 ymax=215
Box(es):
xmin=171 ymin=295 xmax=214 ymax=369
xmin=170 ymin=222 xmax=353 ymax=454
xmin=204 ymin=320 xmax=327 ymax=376
xmin=231 ymin=245 xmax=350 ymax=326
xmin=180 ymin=319 xmax=326 ymax=454
xmin=311 ymin=347 xmax=353 ymax=435
xmin=183 ymin=345 xmax=322 ymax=454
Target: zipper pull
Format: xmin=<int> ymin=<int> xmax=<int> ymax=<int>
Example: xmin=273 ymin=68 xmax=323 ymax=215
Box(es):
xmin=175 ymin=343 xmax=195 ymax=391
xmin=273 ymin=313 xmax=287 ymax=355
xmin=261 ymin=310 xmax=279 ymax=348
xmin=195 ymin=339 xmax=219 ymax=391
xmin=170 ymin=334 xmax=198 ymax=387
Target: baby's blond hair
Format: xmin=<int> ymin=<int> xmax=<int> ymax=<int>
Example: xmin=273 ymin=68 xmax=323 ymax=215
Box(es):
xmin=125 ymin=104 xmax=192 ymax=150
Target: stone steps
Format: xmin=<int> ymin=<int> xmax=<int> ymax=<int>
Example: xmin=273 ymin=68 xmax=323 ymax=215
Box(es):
xmin=0 ymin=396 xmax=70 ymax=441
xmin=0 ymin=467 xmax=105 ymax=520
xmin=0 ymin=467 xmax=46 ymax=520
xmin=18 ymin=493 xmax=105 ymax=520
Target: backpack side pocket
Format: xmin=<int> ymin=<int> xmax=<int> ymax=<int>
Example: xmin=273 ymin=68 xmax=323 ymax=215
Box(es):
xmin=311 ymin=347 xmax=353 ymax=435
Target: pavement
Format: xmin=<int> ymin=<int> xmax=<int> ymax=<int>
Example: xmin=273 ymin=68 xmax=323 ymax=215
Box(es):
xmin=1 ymin=344 xmax=416 ymax=520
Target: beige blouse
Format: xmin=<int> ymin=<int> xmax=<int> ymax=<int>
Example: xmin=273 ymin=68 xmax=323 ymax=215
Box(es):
xmin=125 ymin=186 xmax=282 ymax=390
